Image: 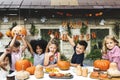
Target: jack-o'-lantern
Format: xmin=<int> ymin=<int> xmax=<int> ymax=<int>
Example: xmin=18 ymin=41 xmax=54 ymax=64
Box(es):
xmin=11 ymin=25 xmax=27 ymax=39
xmin=57 ymin=61 xmax=70 ymax=70
xmin=15 ymin=59 xmax=31 ymax=71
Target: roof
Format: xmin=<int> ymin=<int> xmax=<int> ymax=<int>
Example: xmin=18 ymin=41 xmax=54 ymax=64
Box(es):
xmin=0 ymin=0 xmax=120 ymax=9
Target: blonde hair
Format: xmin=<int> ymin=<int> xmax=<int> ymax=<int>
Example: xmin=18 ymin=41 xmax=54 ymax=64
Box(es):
xmin=46 ymin=39 xmax=59 ymax=53
xmin=102 ymin=35 xmax=119 ymax=54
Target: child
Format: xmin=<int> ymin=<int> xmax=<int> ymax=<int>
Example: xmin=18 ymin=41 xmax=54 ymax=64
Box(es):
xmin=0 ymin=48 xmax=11 ymax=79
xmin=44 ymin=34 xmax=61 ymax=67
xmin=27 ymin=39 xmax=47 ymax=66
xmin=9 ymin=33 xmax=27 ymax=71
xmin=102 ymin=35 xmax=120 ymax=70
xmin=67 ymin=35 xmax=88 ymax=67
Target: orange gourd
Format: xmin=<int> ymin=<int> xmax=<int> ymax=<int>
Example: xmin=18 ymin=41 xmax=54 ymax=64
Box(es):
xmin=93 ymin=59 xmax=110 ymax=71
xmin=11 ymin=25 xmax=27 ymax=40
xmin=26 ymin=66 xmax=35 ymax=75
xmin=57 ymin=61 xmax=70 ymax=70
xmin=6 ymin=30 xmax=12 ymax=37
xmin=15 ymin=59 xmax=31 ymax=71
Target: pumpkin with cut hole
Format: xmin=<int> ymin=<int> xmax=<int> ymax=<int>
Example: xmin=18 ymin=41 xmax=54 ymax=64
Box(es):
xmin=26 ymin=66 xmax=35 ymax=75
xmin=93 ymin=59 xmax=110 ymax=71
xmin=11 ymin=25 xmax=27 ymax=39
xmin=15 ymin=59 xmax=31 ymax=71
xmin=57 ymin=61 xmax=70 ymax=70
xmin=6 ymin=30 xmax=12 ymax=37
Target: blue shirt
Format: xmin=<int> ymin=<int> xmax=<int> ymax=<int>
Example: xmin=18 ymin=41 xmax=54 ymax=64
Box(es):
xmin=33 ymin=53 xmax=45 ymax=66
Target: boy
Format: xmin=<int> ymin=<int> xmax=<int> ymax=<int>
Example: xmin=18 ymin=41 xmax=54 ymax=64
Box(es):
xmin=67 ymin=35 xmax=88 ymax=67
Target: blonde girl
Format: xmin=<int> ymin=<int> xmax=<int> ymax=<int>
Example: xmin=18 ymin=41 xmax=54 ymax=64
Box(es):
xmin=44 ymin=34 xmax=60 ymax=67
xmin=102 ymin=35 xmax=120 ymax=70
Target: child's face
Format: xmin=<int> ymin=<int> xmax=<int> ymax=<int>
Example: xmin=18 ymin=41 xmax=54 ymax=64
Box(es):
xmin=105 ymin=39 xmax=116 ymax=50
xmin=49 ymin=44 xmax=57 ymax=53
xmin=76 ymin=44 xmax=85 ymax=54
xmin=12 ymin=46 xmax=20 ymax=53
xmin=0 ymin=57 xmax=9 ymax=67
xmin=36 ymin=45 xmax=43 ymax=54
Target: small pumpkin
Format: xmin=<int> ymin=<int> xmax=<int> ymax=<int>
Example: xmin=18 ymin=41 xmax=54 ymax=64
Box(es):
xmin=15 ymin=59 xmax=31 ymax=71
xmin=16 ymin=70 xmax=30 ymax=80
xmin=6 ymin=30 xmax=12 ymax=37
xmin=11 ymin=25 xmax=27 ymax=39
xmin=57 ymin=61 xmax=70 ymax=70
xmin=34 ymin=65 xmax=44 ymax=78
xmin=107 ymin=62 xmax=120 ymax=77
xmin=93 ymin=59 xmax=110 ymax=71
xmin=26 ymin=66 xmax=35 ymax=75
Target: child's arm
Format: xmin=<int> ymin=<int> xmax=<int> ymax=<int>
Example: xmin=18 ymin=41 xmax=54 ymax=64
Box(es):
xmin=26 ymin=40 xmax=34 ymax=55
xmin=20 ymin=35 xmax=27 ymax=52
xmin=45 ymin=34 xmax=54 ymax=53
xmin=44 ymin=53 xmax=50 ymax=66
xmin=67 ymin=34 xmax=75 ymax=47
xmin=9 ymin=33 xmax=17 ymax=48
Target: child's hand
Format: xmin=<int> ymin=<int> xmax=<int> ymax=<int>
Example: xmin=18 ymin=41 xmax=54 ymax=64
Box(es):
xmin=20 ymin=34 xmax=25 ymax=39
xmin=0 ymin=62 xmax=8 ymax=71
xmin=50 ymin=34 xmax=54 ymax=39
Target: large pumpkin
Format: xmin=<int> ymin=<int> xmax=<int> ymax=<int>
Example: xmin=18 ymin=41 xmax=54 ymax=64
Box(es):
xmin=11 ymin=25 xmax=27 ymax=39
xmin=26 ymin=66 xmax=35 ymax=75
xmin=93 ymin=59 xmax=110 ymax=71
xmin=57 ymin=61 xmax=70 ymax=70
xmin=15 ymin=59 xmax=31 ymax=71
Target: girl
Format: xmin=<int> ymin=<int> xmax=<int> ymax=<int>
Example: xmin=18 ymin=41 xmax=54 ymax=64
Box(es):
xmin=44 ymin=34 xmax=61 ymax=67
xmin=9 ymin=33 xmax=27 ymax=71
xmin=102 ymin=35 xmax=120 ymax=70
xmin=0 ymin=48 xmax=11 ymax=79
xmin=27 ymin=39 xmax=47 ymax=66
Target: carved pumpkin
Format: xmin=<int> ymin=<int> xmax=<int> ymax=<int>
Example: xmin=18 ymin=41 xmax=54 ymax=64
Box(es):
xmin=11 ymin=25 xmax=27 ymax=39
xmin=15 ymin=59 xmax=31 ymax=71
xmin=57 ymin=61 xmax=70 ymax=70
xmin=26 ymin=66 xmax=35 ymax=75
xmin=93 ymin=59 xmax=110 ymax=71
xmin=6 ymin=30 xmax=12 ymax=37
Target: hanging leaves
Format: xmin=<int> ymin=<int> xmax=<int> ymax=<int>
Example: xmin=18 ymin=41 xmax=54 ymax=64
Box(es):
xmin=80 ymin=22 xmax=88 ymax=34
xmin=30 ymin=23 xmax=39 ymax=36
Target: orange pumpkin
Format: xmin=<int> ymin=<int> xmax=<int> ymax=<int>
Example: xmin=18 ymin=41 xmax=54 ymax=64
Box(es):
xmin=26 ymin=66 xmax=35 ymax=75
xmin=57 ymin=61 xmax=70 ymax=70
xmin=93 ymin=59 xmax=110 ymax=71
xmin=6 ymin=30 xmax=12 ymax=37
xmin=11 ymin=25 xmax=27 ymax=40
xmin=15 ymin=59 xmax=31 ymax=71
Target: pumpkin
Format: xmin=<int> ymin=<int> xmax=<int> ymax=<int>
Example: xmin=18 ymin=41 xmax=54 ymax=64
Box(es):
xmin=11 ymin=25 xmax=27 ymax=39
xmin=34 ymin=65 xmax=44 ymax=78
xmin=26 ymin=66 xmax=35 ymax=75
xmin=15 ymin=59 xmax=31 ymax=71
xmin=6 ymin=30 xmax=12 ymax=37
xmin=93 ymin=59 xmax=110 ymax=71
xmin=57 ymin=61 xmax=70 ymax=70
xmin=107 ymin=62 xmax=120 ymax=77
xmin=16 ymin=70 xmax=30 ymax=80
